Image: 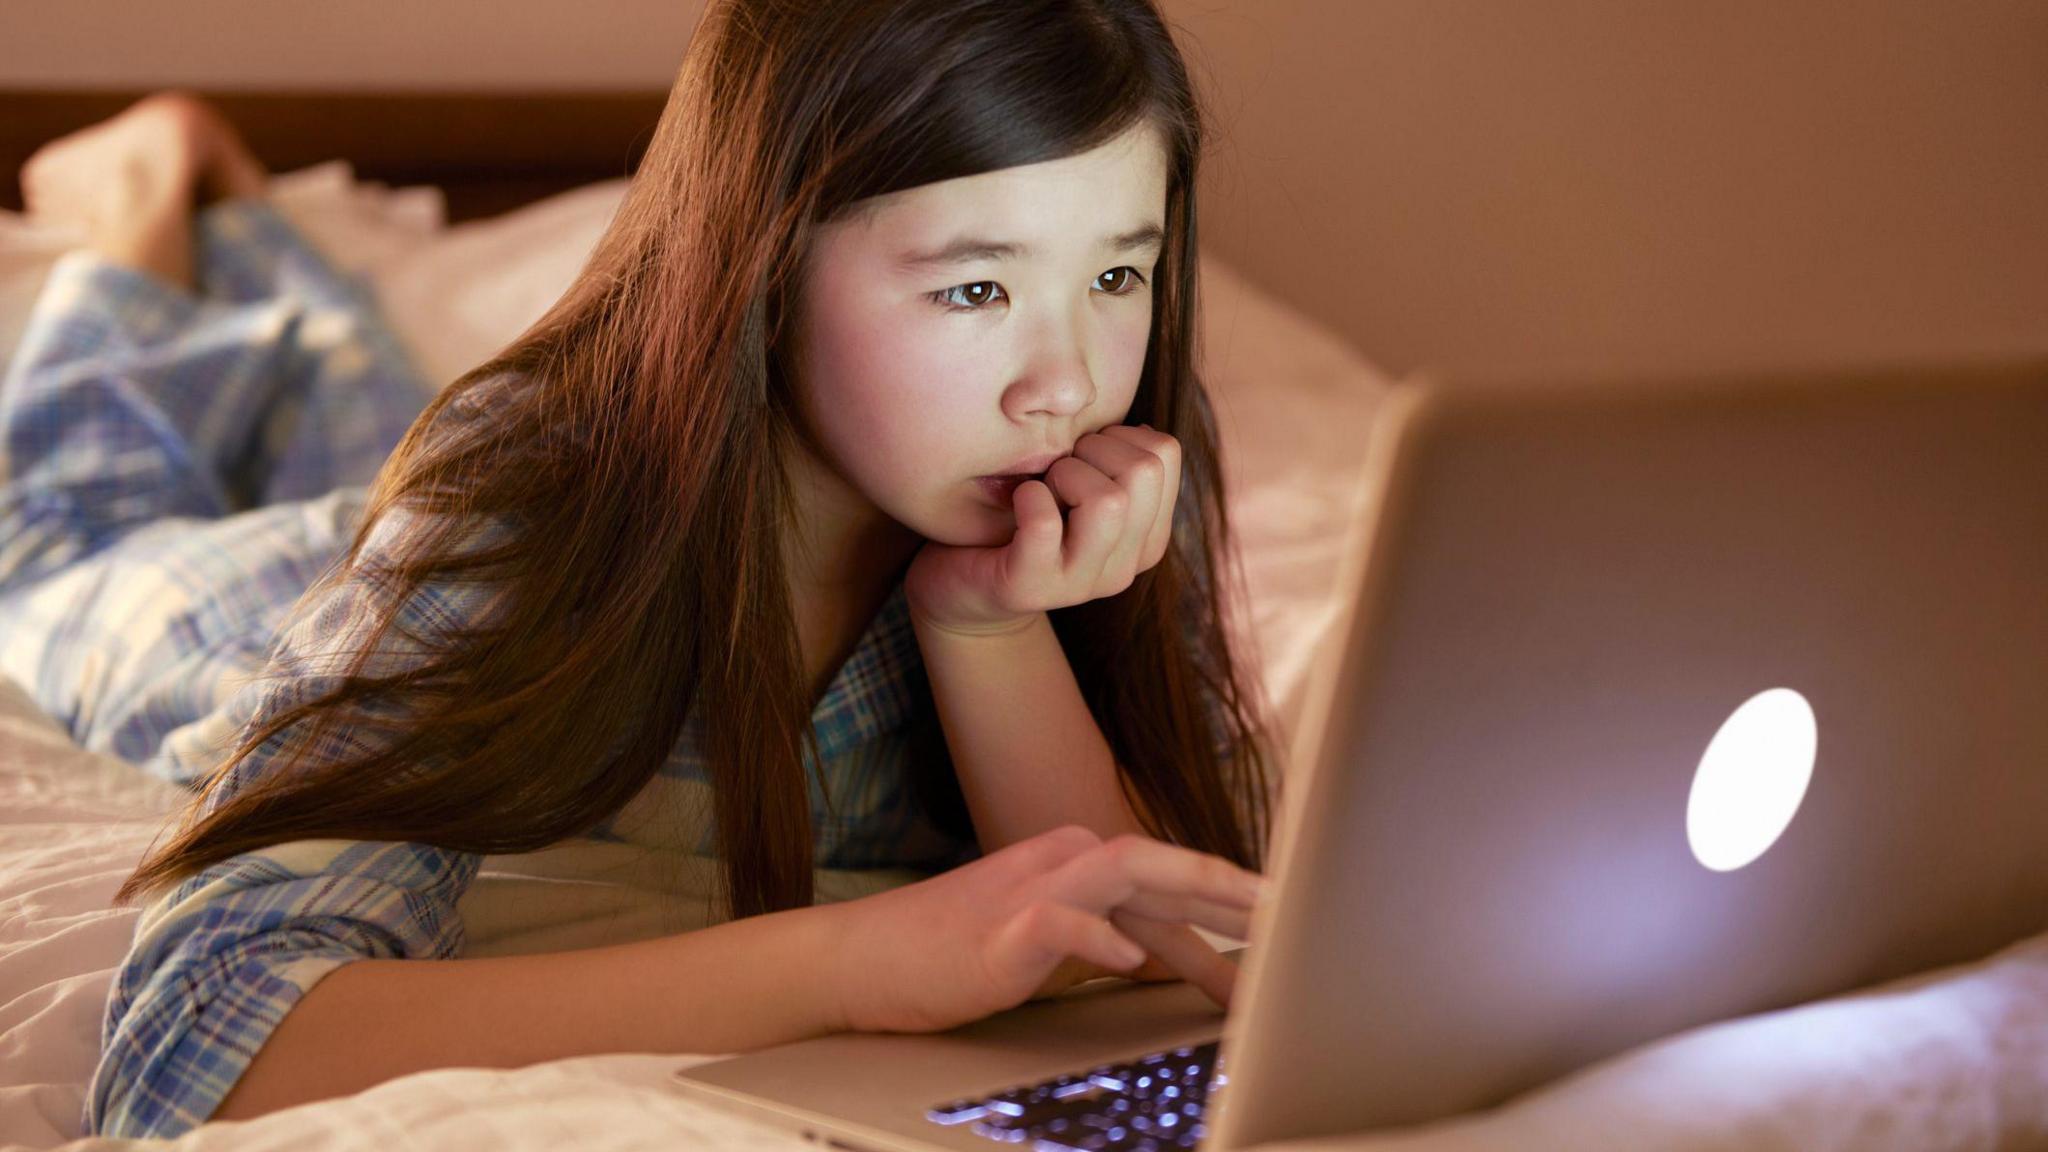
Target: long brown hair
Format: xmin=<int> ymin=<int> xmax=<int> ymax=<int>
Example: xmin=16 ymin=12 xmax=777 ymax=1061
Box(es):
xmin=117 ymin=0 xmax=1277 ymax=920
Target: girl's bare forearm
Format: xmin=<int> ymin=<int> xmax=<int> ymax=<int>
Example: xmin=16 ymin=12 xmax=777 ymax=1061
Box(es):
xmin=912 ymin=609 xmax=1147 ymax=852
xmin=211 ymin=899 xmax=851 ymax=1123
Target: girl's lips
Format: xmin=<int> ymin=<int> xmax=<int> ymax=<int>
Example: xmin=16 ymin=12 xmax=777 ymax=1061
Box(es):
xmin=973 ymin=474 xmax=1037 ymax=505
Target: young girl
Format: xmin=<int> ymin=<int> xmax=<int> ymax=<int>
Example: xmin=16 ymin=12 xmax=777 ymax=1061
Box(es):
xmin=4 ymin=0 xmax=1276 ymax=1140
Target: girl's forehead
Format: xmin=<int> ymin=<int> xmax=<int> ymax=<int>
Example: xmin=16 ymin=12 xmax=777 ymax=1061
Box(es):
xmin=834 ymin=127 xmax=1170 ymax=261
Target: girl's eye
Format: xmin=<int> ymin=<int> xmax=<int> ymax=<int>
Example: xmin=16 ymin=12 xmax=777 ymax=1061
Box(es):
xmin=927 ymin=267 xmax=1151 ymax=314
xmin=930 ymin=281 xmax=1004 ymax=312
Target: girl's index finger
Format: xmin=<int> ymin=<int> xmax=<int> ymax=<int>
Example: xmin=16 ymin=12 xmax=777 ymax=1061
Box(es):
xmin=1111 ymin=910 xmax=1240 ymax=1009
xmin=1030 ymin=835 xmax=1259 ymax=932
xmin=1099 ymin=833 xmax=1263 ymax=909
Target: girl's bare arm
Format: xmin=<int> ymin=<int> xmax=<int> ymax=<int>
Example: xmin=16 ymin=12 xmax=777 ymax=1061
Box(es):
xmin=211 ymin=899 xmax=848 ymax=1123
xmin=213 ymin=826 xmax=1263 ymax=1124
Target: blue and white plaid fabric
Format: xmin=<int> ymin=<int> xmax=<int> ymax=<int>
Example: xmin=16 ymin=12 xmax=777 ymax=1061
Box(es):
xmin=0 ymin=198 xmax=983 ymax=1140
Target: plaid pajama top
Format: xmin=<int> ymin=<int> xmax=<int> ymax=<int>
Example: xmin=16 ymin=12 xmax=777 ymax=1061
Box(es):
xmin=0 ymin=200 xmax=1008 ymax=1141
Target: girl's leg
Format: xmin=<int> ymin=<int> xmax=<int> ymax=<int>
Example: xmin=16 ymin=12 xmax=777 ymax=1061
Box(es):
xmin=0 ymin=94 xmax=430 ymax=757
xmin=162 ymin=99 xmax=435 ymax=502
xmin=31 ymin=90 xmax=437 ymax=509
xmin=7 ymin=94 xmax=433 ymax=552
xmin=3 ymin=97 xmax=273 ymax=596
xmin=191 ymin=196 xmax=437 ymax=507
xmin=16 ymin=93 xmax=226 ymax=294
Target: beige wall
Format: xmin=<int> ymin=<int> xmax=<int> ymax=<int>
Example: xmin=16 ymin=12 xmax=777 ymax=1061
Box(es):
xmin=1166 ymin=0 xmax=2048 ymax=382
xmin=6 ymin=1 xmax=2043 ymax=382
xmin=0 ymin=1 xmax=702 ymax=92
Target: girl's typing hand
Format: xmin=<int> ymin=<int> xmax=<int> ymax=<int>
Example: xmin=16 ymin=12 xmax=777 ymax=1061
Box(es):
xmin=823 ymin=824 xmax=1263 ymax=1035
xmin=906 ymin=424 xmax=1181 ymax=636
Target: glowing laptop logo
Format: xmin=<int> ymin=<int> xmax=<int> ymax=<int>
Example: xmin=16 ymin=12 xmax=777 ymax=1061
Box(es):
xmin=1686 ymin=688 xmax=1818 ymax=872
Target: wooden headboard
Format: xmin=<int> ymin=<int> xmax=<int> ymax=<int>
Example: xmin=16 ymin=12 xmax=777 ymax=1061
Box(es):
xmin=0 ymin=90 xmax=669 ymax=223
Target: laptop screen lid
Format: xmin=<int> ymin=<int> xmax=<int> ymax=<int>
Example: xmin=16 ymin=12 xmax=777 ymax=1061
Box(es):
xmin=1212 ymin=356 xmax=2048 ymax=1146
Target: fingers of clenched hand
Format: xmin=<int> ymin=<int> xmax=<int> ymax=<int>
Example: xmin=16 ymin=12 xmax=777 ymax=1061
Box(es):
xmin=1041 ymin=457 xmax=1125 ymax=581
xmin=1040 ymin=425 xmax=1181 ymax=581
xmin=1074 ymin=426 xmax=1180 ymax=573
xmin=1065 ymin=432 xmax=1158 ymax=585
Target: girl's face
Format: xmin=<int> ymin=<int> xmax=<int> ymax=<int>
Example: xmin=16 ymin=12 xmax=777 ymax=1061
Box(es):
xmin=785 ymin=119 xmax=1170 ymax=549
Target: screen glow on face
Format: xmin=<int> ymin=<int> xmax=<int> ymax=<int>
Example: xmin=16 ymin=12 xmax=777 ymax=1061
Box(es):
xmin=1686 ymin=687 xmax=1818 ymax=872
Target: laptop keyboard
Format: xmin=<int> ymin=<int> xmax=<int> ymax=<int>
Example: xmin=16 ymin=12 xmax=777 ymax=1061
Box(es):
xmin=924 ymin=1040 xmax=1222 ymax=1151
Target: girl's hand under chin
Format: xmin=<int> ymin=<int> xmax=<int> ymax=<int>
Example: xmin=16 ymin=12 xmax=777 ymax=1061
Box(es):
xmin=905 ymin=423 xmax=1181 ymax=636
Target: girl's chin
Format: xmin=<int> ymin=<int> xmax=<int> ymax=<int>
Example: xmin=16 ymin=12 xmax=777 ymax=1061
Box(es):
xmin=919 ymin=491 xmax=1022 ymax=548
xmin=894 ymin=482 xmax=1033 ymax=549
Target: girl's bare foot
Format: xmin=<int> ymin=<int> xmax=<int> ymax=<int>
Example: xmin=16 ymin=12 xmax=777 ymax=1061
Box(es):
xmin=18 ymin=91 xmax=271 ymax=292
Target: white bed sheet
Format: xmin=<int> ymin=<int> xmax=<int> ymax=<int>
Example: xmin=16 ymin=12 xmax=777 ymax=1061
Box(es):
xmin=3 ymin=165 xmax=2046 ymax=1151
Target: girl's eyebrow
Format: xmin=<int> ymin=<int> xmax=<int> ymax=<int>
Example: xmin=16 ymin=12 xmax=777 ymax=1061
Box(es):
xmin=896 ymin=223 xmax=1165 ymax=270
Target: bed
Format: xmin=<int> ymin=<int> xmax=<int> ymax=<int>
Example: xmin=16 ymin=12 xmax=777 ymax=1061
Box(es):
xmin=2 ymin=91 xmax=2046 ymax=1152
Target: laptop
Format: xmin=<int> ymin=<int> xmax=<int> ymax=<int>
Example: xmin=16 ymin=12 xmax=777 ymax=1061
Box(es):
xmin=672 ymin=357 xmax=2048 ymax=1151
